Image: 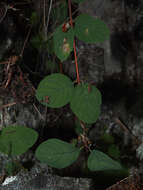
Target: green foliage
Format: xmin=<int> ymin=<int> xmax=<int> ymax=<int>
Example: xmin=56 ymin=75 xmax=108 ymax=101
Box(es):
xmin=0 ymin=126 xmax=38 ymax=156
xmin=35 ymin=138 xmax=80 ymax=169
xmin=0 ymin=2 xmax=124 ymax=175
xmin=36 ymin=73 xmax=74 ymax=108
xmin=87 ymin=150 xmax=122 ymax=171
xmin=36 ymin=74 xmax=101 ymax=124
xmin=74 ymin=14 xmax=110 ymax=43
xmin=52 ymin=13 xmax=109 ymax=61
xmin=70 ymin=83 xmax=102 ymax=124
xmin=35 ymin=138 xmax=122 ymax=171
xmin=53 ymin=25 xmax=74 ymax=61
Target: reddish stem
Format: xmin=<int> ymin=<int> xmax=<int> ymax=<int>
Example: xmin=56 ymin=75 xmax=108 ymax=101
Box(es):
xmin=59 ymin=62 xmax=63 ymax=74
xmin=73 ymin=40 xmax=80 ymax=83
xmin=68 ymin=0 xmax=80 ymax=83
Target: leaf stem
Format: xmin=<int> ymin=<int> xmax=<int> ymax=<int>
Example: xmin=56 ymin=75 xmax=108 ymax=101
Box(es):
xmin=68 ymin=0 xmax=80 ymax=84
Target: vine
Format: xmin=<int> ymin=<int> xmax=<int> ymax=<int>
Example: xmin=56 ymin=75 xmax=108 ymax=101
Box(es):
xmin=0 ymin=0 xmax=124 ymax=177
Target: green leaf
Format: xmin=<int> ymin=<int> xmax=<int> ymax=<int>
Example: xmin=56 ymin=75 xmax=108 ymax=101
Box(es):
xmin=35 ymin=138 xmax=80 ymax=169
xmin=70 ymin=83 xmax=102 ymax=124
xmin=74 ymin=14 xmax=110 ymax=43
xmin=36 ymin=73 xmax=74 ymax=108
xmin=53 ymin=25 xmax=74 ymax=61
xmin=0 ymin=126 xmax=38 ymax=156
xmin=87 ymin=150 xmax=122 ymax=171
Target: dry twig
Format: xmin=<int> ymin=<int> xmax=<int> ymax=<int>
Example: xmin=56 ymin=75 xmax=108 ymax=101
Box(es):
xmin=114 ymin=117 xmax=141 ymax=145
xmin=0 ymin=102 xmax=16 ymax=110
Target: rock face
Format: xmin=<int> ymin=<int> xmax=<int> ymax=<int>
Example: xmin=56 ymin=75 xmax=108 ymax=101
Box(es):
xmin=0 ymin=163 xmax=92 ymax=190
xmin=0 ymin=13 xmax=23 ymax=60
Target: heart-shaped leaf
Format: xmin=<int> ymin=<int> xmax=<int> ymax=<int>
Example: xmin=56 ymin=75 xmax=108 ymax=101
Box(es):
xmin=53 ymin=25 xmax=74 ymax=61
xmin=0 ymin=126 xmax=38 ymax=156
xmin=36 ymin=73 xmax=74 ymax=108
xmin=88 ymin=150 xmax=122 ymax=171
xmin=70 ymin=83 xmax=102 ymax=124
xmin=74 ymin=14 xmax=110 ymax=43
xmin=35 ymin=138 xmax=80 ymax=169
